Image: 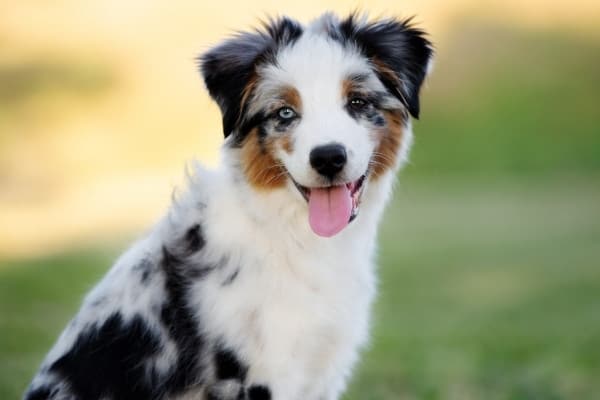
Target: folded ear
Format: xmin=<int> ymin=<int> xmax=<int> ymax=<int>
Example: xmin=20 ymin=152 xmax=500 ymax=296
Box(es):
xmin=339 ymin=16 xmax=433 ymax=118
xmin=199 ymin=18 xmax=303 ymax=138
xmin=199 ymin=32 xmax=270 ymax=138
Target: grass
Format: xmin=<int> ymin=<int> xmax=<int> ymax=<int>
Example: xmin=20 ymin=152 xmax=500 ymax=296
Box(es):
xmin=345 ymin=175 xmax=600 ymax=400
xmin=1 ymin=176 xmax=599 ymax=399
xmin=410 ymin=23 xmax=600 ymax=179
xmin=0 ymin=249 xmax=113 ymax=399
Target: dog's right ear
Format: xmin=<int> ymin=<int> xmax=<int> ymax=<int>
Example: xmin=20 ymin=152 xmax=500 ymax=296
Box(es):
xmin=199 ymin=18 xmax=303 ymax=138
xmin=199 ymin=32 xmax=270 ymax=138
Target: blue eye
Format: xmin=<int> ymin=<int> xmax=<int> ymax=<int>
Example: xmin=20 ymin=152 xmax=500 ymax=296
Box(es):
xmin=277 ymin=107 xmax=296 ymax=120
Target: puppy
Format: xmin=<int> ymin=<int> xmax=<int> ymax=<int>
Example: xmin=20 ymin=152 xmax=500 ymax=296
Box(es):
xmin=24 ymin=12 xmax=432 ymax=400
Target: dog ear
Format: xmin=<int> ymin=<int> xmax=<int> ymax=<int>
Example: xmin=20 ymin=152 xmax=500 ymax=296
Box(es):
xmin=199 ymin=18 xmax=303 ymax=138
xmin=340 ymin=16 xmax=433 ymax=119
xmin=199 ymin=32 xmax=270 ymax=138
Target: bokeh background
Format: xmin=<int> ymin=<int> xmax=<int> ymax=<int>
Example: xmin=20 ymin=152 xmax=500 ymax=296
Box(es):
xmin=1 ymin=1 xmax=599 ymax=399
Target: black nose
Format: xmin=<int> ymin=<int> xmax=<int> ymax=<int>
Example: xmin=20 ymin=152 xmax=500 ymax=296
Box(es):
xmin=310 ymin=143 xmax=347 ymax=179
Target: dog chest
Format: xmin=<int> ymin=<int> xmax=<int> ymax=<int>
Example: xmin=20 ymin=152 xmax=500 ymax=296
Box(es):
xmin=195 ymin=243 xmax=374 ymax=398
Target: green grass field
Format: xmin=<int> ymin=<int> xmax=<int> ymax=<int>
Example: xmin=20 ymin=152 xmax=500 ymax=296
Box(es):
xmin=1 ymin=21 xmax=600 ymax=400
xmin=347 ymin=176 xmax=600 ymax=399
xmin=1 ymin=176 xmax=599 ymax=399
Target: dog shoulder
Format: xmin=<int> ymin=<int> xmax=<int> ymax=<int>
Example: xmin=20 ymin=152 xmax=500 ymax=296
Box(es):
xmin=23 ymin=211 xmax=216 ymax=399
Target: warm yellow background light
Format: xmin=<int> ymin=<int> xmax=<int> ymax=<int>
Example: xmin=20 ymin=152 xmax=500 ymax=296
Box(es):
xmin=1 ymin=0 xmax=598 ymax=257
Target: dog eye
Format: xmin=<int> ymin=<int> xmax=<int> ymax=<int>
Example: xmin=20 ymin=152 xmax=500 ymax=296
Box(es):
xmin=277 ymin=107 xmax=297 ymax=120
xmin=349 ymin=97 xmax=368 ymax=110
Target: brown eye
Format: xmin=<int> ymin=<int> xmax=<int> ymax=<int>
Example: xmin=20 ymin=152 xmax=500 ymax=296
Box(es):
xmin=349 ymin=97 xmax=368 ymax=109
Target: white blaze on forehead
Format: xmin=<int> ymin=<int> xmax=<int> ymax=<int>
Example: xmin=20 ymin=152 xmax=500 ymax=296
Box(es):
xmin=258 ymin=33 xmax=375 ymax=105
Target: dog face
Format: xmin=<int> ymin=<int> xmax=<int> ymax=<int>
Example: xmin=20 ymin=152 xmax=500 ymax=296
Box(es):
xmin=200 ymin=14 xmax=432 ymax=237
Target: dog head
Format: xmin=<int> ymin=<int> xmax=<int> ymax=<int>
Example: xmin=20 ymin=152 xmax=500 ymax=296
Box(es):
xmin=199 ymin=13 xmax=433 ymax=237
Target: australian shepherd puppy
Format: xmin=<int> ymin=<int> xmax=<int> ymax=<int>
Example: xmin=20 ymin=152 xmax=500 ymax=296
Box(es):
xmin=24 ymin=12 xmax=432 ymax=400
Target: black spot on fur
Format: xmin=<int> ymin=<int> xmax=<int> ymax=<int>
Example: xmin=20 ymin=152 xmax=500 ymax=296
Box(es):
xmin=214 ymin=346 xmax=248 ymax=382
xmin=336 ymin=15 xmax=433 ymax=118
xmin=373 ymin=114 xmax=386 ymax=126
xmin=247 ymin=385 xmax=271 ymax=400
xmin=185 ymin=224 xmax=205 ymax=253
xmin=232 ymin=112 xmax=268 ymax=147
xmin=48 ymin=313 xmax=160 ymax=400
xmin=222 ymin=268 xmax=240 ymax=286
xmin=256 ymin=124 xmax=270 ymax=150
xmin=163 ymin=225 xmax=212 ymax=279
xmin=366 ymin=109 xmax=386 ymax=127
xmin=133 ymin=258 xmax=155 ymax=284
xmin=199 ymin=17 xmax=303 ymax=140
xmin=158 ymin=223 xmax=227 ymax=392
xmin=89 ymin=295 xmax=107 ymax=308
xmin=273 ymin=115 xmax=299 ymax=133
xmin=159 ymin=246 xmax=207 ymax=394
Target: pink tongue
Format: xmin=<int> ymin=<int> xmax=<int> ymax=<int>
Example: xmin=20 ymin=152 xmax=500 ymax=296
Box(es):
xmin=308 ymin=185 xmax=352 ymax=237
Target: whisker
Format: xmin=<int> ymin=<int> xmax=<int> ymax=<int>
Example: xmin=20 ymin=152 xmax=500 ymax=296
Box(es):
xmin=264 ymin=169 xmax=289 ymax=185
xmin=371 ymin=152 xmax=395 ymax=165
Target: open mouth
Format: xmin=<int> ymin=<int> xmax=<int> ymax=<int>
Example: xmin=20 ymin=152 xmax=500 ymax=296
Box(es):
xmin=292 ymin=174 xmax=367 ymax=237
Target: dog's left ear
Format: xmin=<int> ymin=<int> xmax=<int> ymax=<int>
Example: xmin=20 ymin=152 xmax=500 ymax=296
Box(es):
xmin=341 ymin=16 xmax=433 ymax=118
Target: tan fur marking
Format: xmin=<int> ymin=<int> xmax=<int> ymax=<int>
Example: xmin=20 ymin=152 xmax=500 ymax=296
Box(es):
xmin=341 ymin=78 xmax=354 ymax=99
xmin=280 ymin=135 xmax=294 ymax=154
xmin=241 ymin=128 xmax=287 ymax=190
xmin=372 ymin=57 xmax=409 ymax=105
xmin=274 ymin=86 xmax=299 ymax=155
xmin=279 ymin=86 xmax=302 ymax=111
xmin=367 ymin=58 xmax=406 ymax=179
xmin=341 ymin=77 xmax=369 ymax=101
xmin=370 ymin=110 xmax=404 ymax=179
xmin=240 ymin=73 xmax=259 ymax=113
xmin=371 ymin=57 xmax=400 ymax=85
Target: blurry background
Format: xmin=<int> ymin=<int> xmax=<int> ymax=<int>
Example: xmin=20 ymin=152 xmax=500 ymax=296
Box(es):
xmin=1 ymin=0 xmax=599 ymax=399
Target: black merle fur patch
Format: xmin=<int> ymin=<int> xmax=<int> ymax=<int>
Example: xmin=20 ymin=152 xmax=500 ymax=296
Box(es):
xmin=185 ymin=224 xmax=205 ymax=253
xmin=214 ymin=346 xmax=248 ymax=382
xmin=133 ymin=258 xmax=155 ymax=284
xmin=222 ymin=267 xmax=240 ymax=286
xmin=365 ymin=108 xmax=386 ymax=127
xmin=162 ymin=224 xmax=212 ymax=279
xmin=48 ymin=313 xmax=160 ymax=400
xmin=159 ymin=246 xmax=207 ymax=394
xmin=247 ymin=385 xmax=272 ymax=400
xmin=89 ymin=295 xmax=107 ymax=308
